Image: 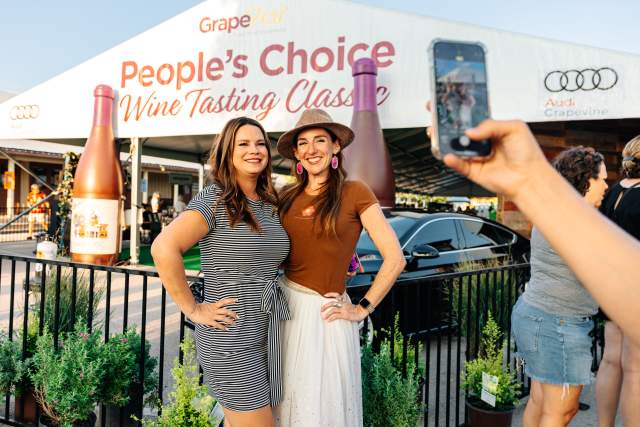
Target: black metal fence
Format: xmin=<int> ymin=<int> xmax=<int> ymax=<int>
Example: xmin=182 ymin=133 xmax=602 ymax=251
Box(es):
xmin=0 ymin=255 xmax=602 ymax=427
xmin=0 ymin=207 xmax=51 ymax=243
xmin=349 ymin=264 xmax=603 ymax=427
xmin=0 ymin=254 xmax=198 ymax=427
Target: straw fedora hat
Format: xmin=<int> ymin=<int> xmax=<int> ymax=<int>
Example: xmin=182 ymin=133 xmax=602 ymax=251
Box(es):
xmin=276 ymin=109 xmax=354 ymax=160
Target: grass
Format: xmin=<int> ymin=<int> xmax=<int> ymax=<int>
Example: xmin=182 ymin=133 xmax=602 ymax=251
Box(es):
xmin=120 ymin=245 xmax=201 ymax=271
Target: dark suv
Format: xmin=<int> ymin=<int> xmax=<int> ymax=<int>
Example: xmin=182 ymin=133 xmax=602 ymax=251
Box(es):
xmin=347 ymin=212 xmax=530 ymax=287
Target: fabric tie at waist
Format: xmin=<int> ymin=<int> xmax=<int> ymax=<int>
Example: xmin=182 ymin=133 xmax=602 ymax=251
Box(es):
xmin=260 ymin=276 xmax=291 ymax=406
xmin=208 ymin=268 xmax=291 ymax=407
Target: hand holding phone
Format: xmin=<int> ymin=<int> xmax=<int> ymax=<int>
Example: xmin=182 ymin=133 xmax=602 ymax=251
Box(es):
xmin=429 ymin=40 xmax=491 ymax=158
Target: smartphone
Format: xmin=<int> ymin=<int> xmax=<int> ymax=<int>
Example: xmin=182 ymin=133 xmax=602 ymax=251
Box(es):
xmin=429 ymin=40 xmax=491 ymax=158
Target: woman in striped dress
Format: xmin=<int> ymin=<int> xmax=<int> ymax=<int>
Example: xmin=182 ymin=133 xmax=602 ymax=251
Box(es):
xmin=152 ymin=117 xmax=290 ymax=427
xmin=273 ymin=109 xmax=406 ymax=426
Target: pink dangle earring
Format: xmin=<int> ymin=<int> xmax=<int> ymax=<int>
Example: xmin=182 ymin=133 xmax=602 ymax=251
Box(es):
xmin=296 ymin=161 xmax=303 ymax=175
xmin=331 ymin=155 xmax=339 ymax=170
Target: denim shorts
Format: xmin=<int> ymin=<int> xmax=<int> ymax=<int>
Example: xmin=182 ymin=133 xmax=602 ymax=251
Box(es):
xmin=511 ymin=298 xmax=594 ymax=385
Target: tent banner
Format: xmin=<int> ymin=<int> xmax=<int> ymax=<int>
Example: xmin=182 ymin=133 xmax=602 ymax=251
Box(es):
xmin=2 ymin=0 xmax=639 ymax=139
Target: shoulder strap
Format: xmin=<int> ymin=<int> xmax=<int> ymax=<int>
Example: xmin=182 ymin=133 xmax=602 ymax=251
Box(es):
xmin=614 ymin=181 xmax=640 ymax=212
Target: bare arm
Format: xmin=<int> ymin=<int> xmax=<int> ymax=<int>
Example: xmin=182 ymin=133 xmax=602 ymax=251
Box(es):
xmin=322 ymin=203 xmax=406 ymax=322
xmin=441 ymin=120 xmax=640 ymax=344
xmin=356 ymin=203 xmax=406 ymax=307
xmin=151 ymin=210 xmax=237 ymax=329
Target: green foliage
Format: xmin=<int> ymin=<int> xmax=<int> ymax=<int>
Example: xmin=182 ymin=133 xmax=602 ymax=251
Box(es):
xmin=0 ymin=332 xmax=29 ymax=395
xmin=448 ymin=259 xmax=514 ymax=355
xmin=32 ymin=268 xmax=105 ymax=337
xmin=461 ymin=313 xmax=521 ymax=411
xmin=105 ymin=328 xmax=160 ymax=409
xmin=99 ymin=331 xmax=137 ymax=407
xmin=135 ymin=334 xmax=218 ymax=427
xmin=362 ymin=316 xmax=423 ymax=427
xmin=30 ymin=324 xmax=106 ymax=426
xmin=18 ymin=268 xmax=105 ymax=395
xmin=55 ymin=152 xmax=79 ymax=253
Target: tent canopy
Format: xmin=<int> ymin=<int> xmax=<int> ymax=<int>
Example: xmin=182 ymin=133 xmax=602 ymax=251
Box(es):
xmin=2 ymin=0 xmax=639 ymax=195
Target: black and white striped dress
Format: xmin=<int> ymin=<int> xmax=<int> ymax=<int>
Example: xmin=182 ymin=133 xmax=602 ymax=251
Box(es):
xmin=187 ymin=184 xmax=290 ymax=411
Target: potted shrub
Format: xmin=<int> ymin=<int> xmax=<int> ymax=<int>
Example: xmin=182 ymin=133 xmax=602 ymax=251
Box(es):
xmin=34 ymin=268 xmax=105 ymax=334
xmin=16 ymin=269 xmax=105 ymax=423
xmin=134 ymin=333 xmax=220 ymax=427
xmin=30 ymin=323 xmax=106 ymax=427
xmin=461 ymin=312 xmax=520 ymax=427
xmin=103 ymin=328 xmax=160 ymax=427
xmin=13 ymin=317 xmax=40 ymax=423
xmin=98 ymin=330 xmax=136 ymax=406
xmin=0 ymin=331 xmax=28 ymax=395
xmin=361 ymin=316 xmax=423 ymax=427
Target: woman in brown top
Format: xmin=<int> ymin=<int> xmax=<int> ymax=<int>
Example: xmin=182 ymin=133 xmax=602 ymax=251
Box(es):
xmin=272 ymin=109 xmax=406 ymax=427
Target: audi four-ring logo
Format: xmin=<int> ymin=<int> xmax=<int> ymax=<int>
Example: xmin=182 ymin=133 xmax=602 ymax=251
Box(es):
xmin=9 ymin=105 xmax=40 ymax=120
xmin=544 ymin=68 xmax=618 ymax=92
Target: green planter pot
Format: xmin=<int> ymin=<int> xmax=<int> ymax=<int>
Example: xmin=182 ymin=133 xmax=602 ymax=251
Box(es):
xmin=465 ymin=400 xmax=514 ymax=427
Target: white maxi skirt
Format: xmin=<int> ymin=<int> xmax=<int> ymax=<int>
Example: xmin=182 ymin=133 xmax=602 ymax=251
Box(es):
xmin=274 ymin=277 xmax=363 ymax=427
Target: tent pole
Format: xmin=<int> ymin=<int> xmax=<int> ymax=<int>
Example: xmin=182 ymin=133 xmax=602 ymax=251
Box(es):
xmin=129 ymin=137 xmax=141 ymax=265
xmin=173 ymin=184 xmax=179 ymax=209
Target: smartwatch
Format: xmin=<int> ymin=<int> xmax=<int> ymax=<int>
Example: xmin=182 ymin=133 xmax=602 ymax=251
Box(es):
xmin=358 ymin=297 xmax=375 ymax=314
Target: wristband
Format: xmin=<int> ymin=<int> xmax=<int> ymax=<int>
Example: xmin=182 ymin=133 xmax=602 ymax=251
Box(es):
xmin=358 ymin=297 xmax=375 ymax=314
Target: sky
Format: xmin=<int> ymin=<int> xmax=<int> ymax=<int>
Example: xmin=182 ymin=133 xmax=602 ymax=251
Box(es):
xmin=1 ymin=0 xmax=639 ymax=93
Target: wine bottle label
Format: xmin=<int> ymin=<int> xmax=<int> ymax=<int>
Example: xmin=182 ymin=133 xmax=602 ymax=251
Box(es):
xmin=70 ymin=198 xmax=120 ymax=255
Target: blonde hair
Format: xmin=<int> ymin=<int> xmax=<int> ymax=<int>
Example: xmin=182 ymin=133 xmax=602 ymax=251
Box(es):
xmin=622 ymin=136 xmax=640 ymax=179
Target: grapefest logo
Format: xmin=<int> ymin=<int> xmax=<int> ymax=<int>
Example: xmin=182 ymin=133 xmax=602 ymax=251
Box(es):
xmin=118 ymin=36 xmax=396 ymax=122
xmin=199 ymin=5 xmax=287 ymax=34
xmin=199 ymin=15 xmax=251 ymax=34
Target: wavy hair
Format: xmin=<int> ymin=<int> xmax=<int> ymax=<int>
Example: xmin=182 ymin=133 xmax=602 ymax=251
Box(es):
xmin=552 ymin=146 xmax=604 ymax=196
xmin=622 ymin=135 xmax=640 ymax=179
xmin=279 ymin=128 xmax=346 ymax=236
xmin=208 ymin=117 xmax=278 ymax=232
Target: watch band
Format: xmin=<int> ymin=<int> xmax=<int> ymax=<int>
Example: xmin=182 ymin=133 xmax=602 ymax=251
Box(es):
xmin=358 ymin=297 xmax=375 ymax=314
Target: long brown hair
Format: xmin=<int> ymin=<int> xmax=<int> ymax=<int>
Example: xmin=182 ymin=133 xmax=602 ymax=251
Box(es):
xmin=208 ymin=117 xmax=278 ymax=232
xmin=279 ymin=128 xmax=346 ymax=235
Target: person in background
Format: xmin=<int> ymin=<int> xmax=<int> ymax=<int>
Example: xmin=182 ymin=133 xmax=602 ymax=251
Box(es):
xmin=27 ymin=183 xmax=49 ymax=239
xmin=595 ymin=136 xmax=640 ymax=427
xmin=151 ymin=192 xmax=161 ymax=213
xmin=510 ymin=146 xmax=607 ymax=427
xmin=174 ymin=194 xmax=187 ymax=215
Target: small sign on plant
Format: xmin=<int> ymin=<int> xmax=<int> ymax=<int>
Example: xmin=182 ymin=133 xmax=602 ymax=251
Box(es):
xmin=481 ymin=372 xmax=499 ymax=407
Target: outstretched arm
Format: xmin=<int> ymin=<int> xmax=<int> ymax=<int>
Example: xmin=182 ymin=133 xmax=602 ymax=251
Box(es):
xmin=438 ymin=119 xmax=640 ymax=344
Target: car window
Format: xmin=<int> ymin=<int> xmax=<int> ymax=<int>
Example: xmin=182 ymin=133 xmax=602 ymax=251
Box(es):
xmin=458 ymin=219 xmax=514 ymax=249
xmin=357 ymin=216 xmax=417 ymax=251
xmin=409 ymin=219 xmax=461 ymax=252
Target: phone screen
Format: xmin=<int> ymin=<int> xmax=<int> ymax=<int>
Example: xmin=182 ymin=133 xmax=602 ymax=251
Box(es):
xmin=433 ymin=41 xmax=491 ymax=156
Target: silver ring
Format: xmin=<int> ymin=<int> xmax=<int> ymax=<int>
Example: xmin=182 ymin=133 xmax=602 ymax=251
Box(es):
xmin=334 ymin=302 xmax=342 ymax=308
